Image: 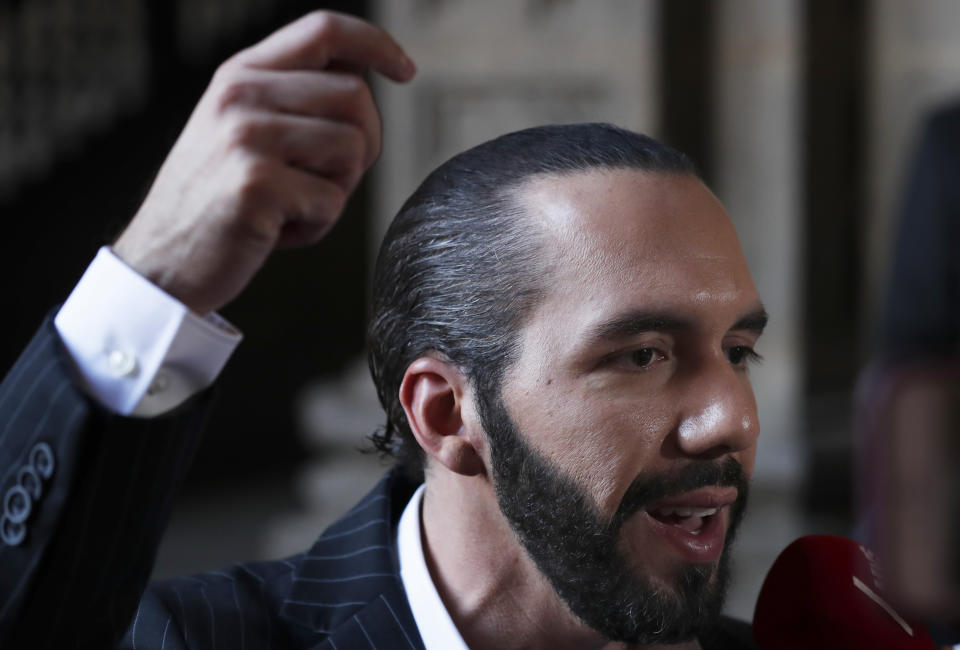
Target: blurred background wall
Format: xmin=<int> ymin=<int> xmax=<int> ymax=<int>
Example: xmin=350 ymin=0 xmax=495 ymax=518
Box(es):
xmin=0 ymin=0 xmax=954 ymax=621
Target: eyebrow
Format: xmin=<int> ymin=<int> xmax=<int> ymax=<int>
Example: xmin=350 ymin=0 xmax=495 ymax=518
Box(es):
xmin=586 ymin=306 xmax=768 ymax=344
xmin=731 ymin=309 xmax=769 ymax=335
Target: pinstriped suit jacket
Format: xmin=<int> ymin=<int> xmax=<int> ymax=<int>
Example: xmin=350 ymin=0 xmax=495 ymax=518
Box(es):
xmin=130 ymin=473 xmax=426 ymax=650
xmin=0 ymin=319 xmax=757 ymax=649
xmin=0 ymin=319 xmax=425 ymax=649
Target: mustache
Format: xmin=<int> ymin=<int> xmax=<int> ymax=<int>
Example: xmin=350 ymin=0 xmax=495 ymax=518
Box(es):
xmin=611 ymin=456 xmax=748 ymax=532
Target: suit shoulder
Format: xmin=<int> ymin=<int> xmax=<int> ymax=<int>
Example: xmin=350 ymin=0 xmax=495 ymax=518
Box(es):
xmin=147 ymin=554 xmax=303 ymax=605
xmin=133 ymin=555 xmax=304 ymax=649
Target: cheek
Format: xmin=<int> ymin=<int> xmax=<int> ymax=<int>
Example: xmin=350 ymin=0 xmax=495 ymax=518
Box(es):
xmin=512 ymin=385 xmax=672 ymax=516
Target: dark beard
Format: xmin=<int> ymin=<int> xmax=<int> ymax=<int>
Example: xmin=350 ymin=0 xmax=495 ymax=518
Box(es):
xmin=476 ymin=388 xmax=749 ymax=644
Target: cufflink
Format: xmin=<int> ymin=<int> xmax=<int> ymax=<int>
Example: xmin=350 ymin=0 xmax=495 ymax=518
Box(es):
xmin=106 ymin=346 xmax=138 ymax=377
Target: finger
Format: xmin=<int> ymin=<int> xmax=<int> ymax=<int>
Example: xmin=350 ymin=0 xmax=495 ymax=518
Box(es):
xmin=271 ymin=167 xmax=349 ymax=248
xmin=247 ymin=114 xmax=369 ymax=193
xmin=289 ymin=120 xmax=369 ymax=192
xmin=232 ymin=11 xmax=416 ymax=82
xmin=213 ymin=70 xmax=381 ymax=166
xmin=325 ymin=60 xmax=368 ymax=76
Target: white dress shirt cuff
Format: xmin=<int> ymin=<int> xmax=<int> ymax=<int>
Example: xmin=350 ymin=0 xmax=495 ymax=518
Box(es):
xmin=54 ymin=247 xmax=242 ymax=416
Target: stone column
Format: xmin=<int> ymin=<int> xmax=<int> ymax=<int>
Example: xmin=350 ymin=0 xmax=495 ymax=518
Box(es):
xmin=713 ymin=0 xmax=804 ymax=618
xmin=715 ymin=0 xmax=803 ymax=485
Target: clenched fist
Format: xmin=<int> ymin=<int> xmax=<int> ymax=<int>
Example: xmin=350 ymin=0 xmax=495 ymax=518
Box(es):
xmin=113 ymin=11 xmax=415 ymax=315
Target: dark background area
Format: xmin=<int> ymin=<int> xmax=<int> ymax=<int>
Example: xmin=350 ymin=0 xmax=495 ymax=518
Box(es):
xmin=1 ymin=0 xmax=370 ymax=488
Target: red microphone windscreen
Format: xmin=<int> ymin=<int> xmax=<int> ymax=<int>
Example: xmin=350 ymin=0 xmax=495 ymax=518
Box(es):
xmin=753 ymin=535 xmax=937 ymax=650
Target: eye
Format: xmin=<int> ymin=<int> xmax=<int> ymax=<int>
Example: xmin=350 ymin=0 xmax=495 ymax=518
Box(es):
xmin=726 ymin=345 xmax=762 ymax=367
xmin=624 ymin=347 xmax=665 ymax=369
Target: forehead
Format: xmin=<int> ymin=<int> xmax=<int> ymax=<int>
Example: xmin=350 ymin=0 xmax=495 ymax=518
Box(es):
xmin=514 ymin=168 xmax=758 ymax=324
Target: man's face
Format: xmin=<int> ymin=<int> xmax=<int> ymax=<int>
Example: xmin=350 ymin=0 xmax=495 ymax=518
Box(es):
xmin=484 ymin=169 xmax=764 ymax=643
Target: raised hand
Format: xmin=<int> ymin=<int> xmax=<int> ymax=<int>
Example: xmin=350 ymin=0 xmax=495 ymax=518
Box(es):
xmin=113 ymin=11 xmax=415 ymax=315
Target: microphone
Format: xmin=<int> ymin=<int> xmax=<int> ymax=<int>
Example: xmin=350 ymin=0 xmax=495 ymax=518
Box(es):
xmin=752 ymin=535 xmax=938 ymax=649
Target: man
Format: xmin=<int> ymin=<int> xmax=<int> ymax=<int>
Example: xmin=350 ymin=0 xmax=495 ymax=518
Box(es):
xmin=0 ymin=11 xmax=764 ymax=650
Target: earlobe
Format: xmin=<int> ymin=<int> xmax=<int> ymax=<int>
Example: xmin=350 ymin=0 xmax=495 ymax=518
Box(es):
xmin=399 ymin=357 xmax=485 ymax=477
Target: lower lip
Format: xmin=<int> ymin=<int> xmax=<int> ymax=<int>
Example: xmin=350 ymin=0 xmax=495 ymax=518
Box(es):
xmin=641 ymin=508 xmax=729 ymax=564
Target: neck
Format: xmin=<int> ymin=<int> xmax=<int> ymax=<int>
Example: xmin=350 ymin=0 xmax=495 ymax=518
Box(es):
xmin=419 ymin=470 xmax=701 ymax=650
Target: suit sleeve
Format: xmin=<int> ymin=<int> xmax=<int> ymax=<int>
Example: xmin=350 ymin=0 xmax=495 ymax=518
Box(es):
xmin=0 ymin=316 xmax=214 ymax=649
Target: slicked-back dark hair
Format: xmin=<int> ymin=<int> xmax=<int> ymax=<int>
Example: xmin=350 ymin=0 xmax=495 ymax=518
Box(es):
xmin=367 ymin=123 xmax=697 ymax=478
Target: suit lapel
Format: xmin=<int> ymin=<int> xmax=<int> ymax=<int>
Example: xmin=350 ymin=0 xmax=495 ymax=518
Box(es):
xmin=279 ymin=470 xmax=426 ymax=650
xmin=310 ymin=582 xmax=424 ymax=650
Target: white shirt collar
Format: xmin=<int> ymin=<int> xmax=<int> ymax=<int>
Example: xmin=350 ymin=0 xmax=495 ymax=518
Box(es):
xmin=397 ymin=484 xmax=470 ymax=650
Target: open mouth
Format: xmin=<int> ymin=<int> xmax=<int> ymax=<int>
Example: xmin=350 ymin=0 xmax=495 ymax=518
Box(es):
xmin=647 ymin=506 xmax=720 ymax=535
xmin=636 ymin=487 xmax=738 ymax=563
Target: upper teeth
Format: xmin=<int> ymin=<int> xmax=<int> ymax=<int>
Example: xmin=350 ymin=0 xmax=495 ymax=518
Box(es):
xmin=653 ymin=507 xmax=718 ymax=518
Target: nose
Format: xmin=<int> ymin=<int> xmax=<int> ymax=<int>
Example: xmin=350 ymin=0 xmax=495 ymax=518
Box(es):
xmin=673 ymin=357 xmax=759 ymax=459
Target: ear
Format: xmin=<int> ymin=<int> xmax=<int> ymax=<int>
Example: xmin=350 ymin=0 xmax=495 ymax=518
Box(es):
xmin=399 ymin=356 xmax=485 ymax=477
